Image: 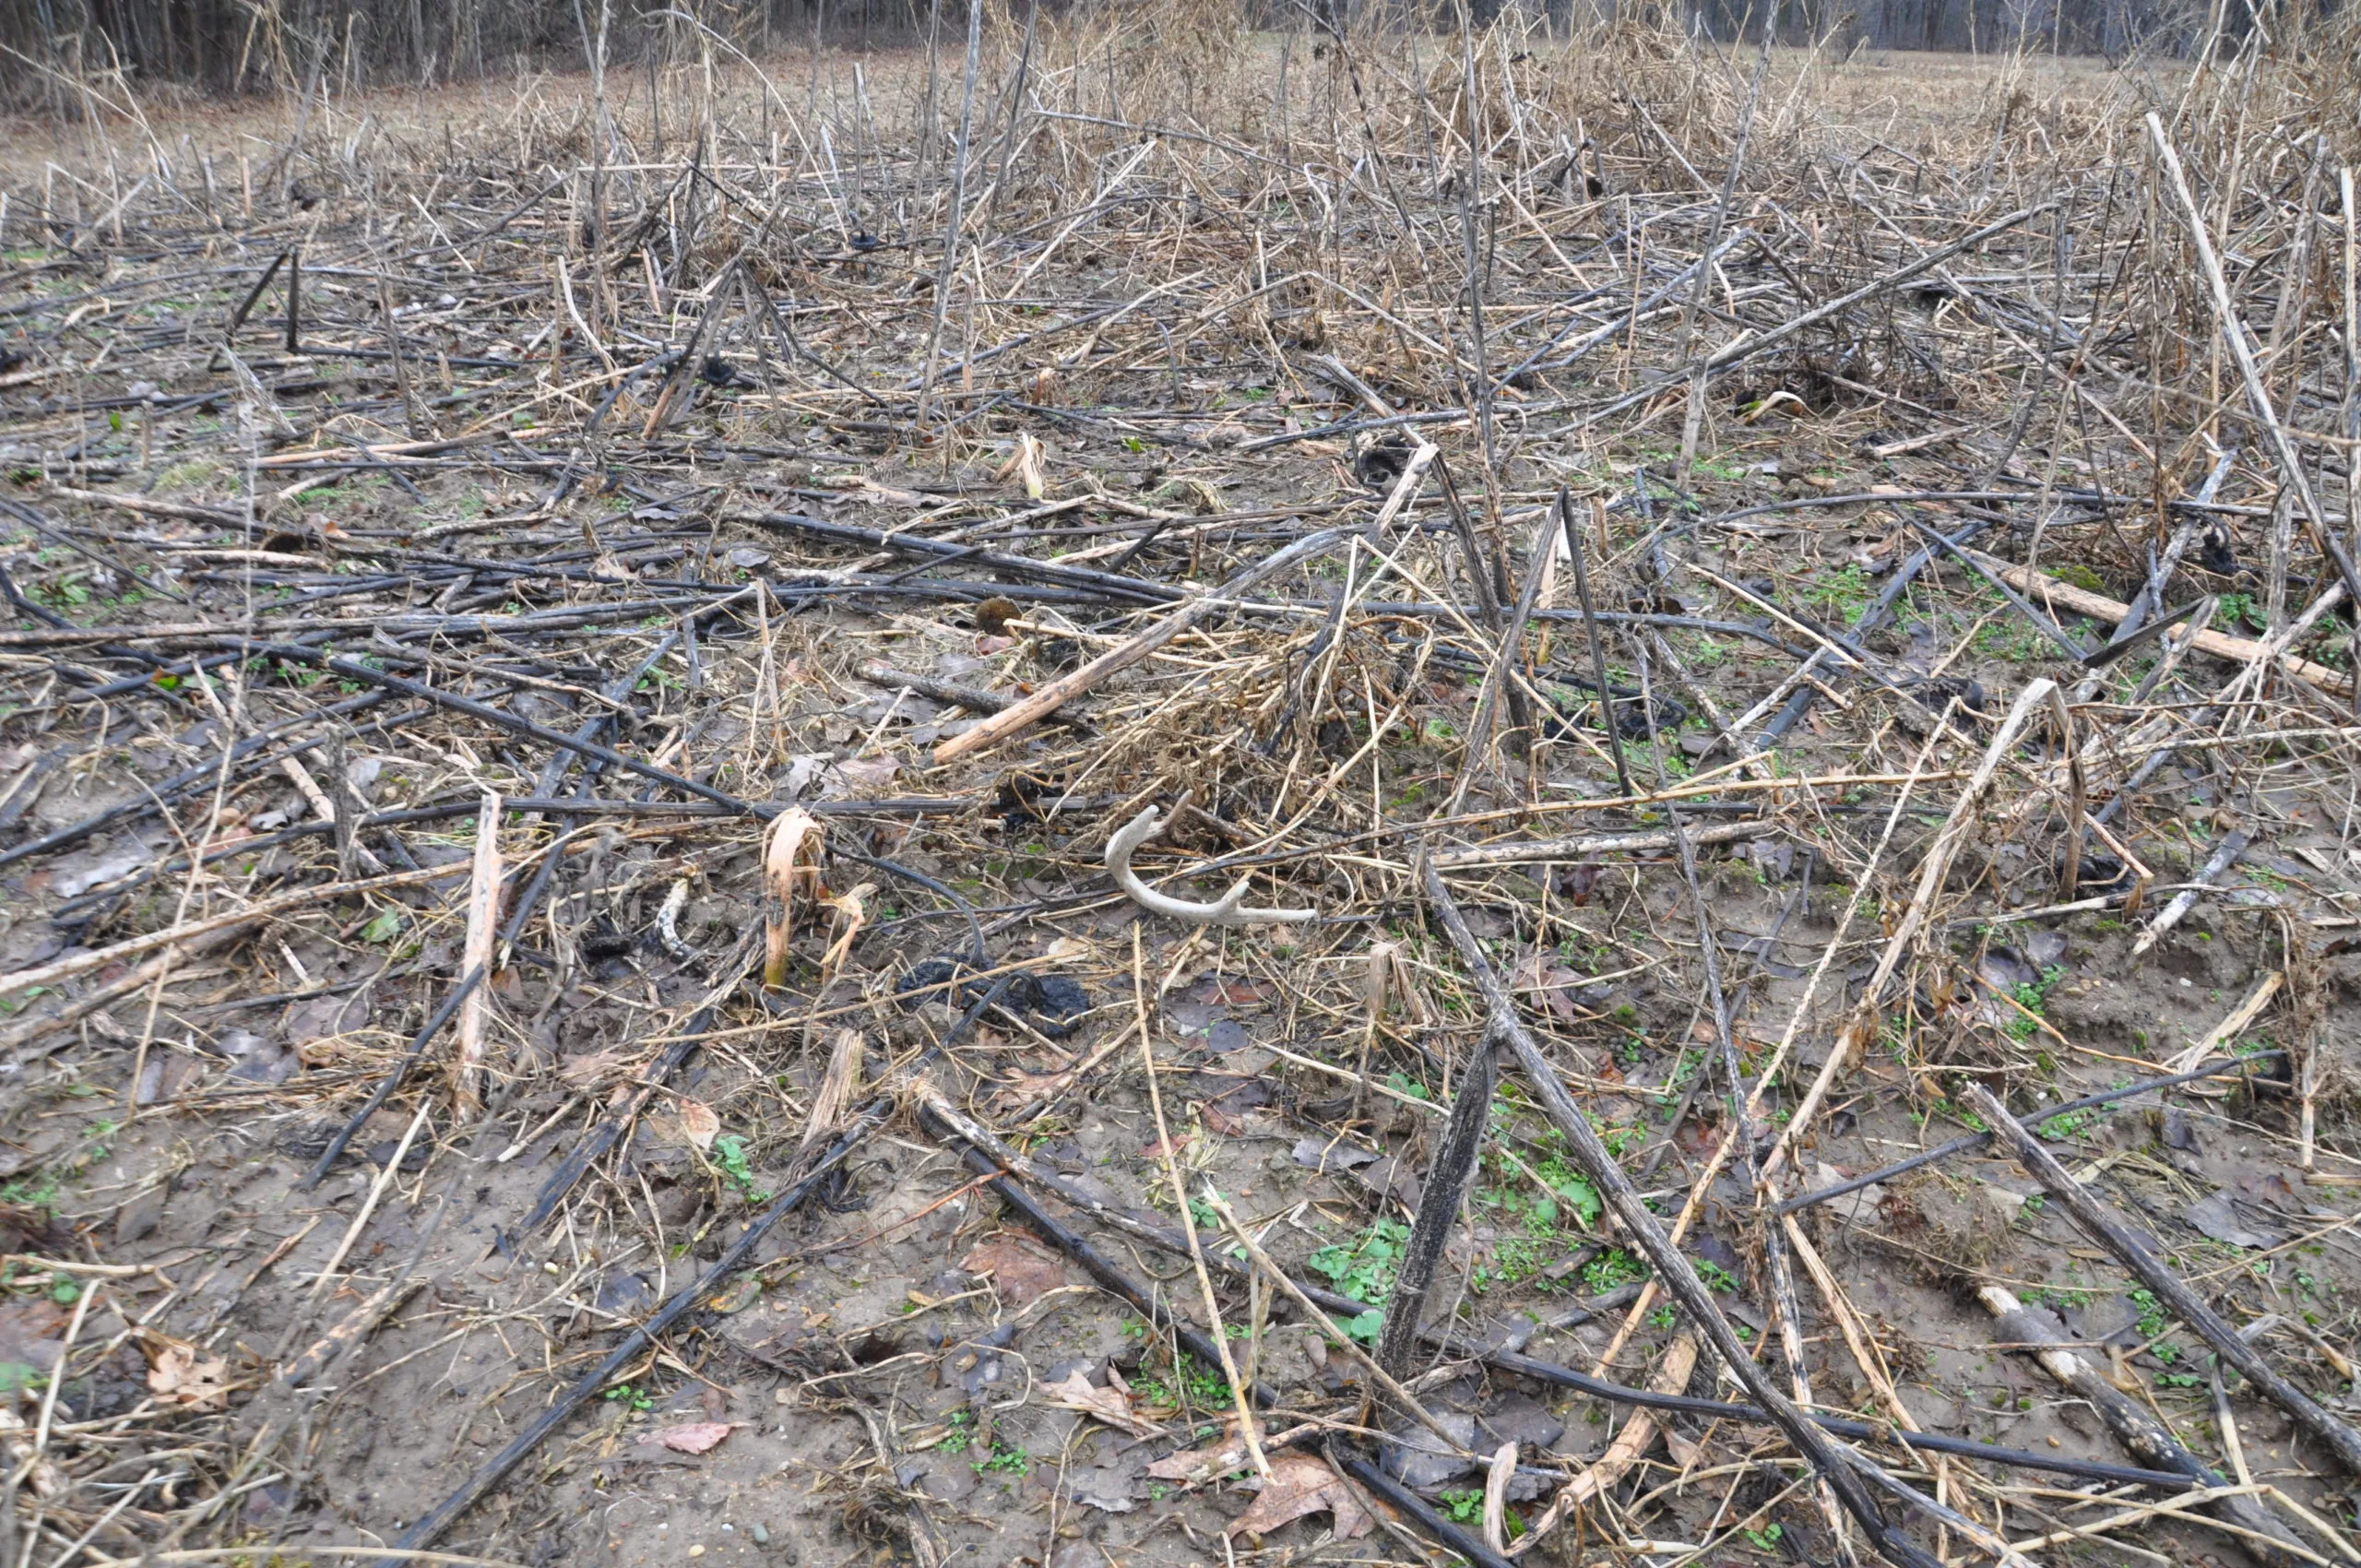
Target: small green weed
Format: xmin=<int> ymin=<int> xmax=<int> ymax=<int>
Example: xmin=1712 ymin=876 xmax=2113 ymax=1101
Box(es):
xmin=1308 ymin=1218 xmax=1409 ymax=1306
xmin=1584 ymin=1249 xmax=1648 ymax=1295
xmin=974 ymin=1441 xmax=1030 ymax=1476
xmin=712 ymin=1134 xmax=769 ymax=1202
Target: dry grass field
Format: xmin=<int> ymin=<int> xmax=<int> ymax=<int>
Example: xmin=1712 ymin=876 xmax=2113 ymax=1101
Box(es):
xmin=0 ymin=11 xmax=2357 ymax=1568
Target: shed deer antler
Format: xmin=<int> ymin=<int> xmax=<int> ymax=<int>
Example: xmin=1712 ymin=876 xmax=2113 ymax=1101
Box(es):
xmin=1104 ymin=807 xmax=1313 ymax=928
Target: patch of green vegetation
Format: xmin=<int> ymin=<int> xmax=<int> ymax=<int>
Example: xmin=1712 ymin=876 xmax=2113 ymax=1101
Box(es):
xmin=1744 ymin=1524 xmax=1786 ymax=1552
xmin=603 ymin=1384 xmax=654 ymax=1411
xmin=1695 ymin=1258 xmax=1740 ymax=1293
xmin=1683 ymin=633 xmax=1730 ymax=671
xmin=1308 ymin=1217 xmax=1409 ymax=1307
xmin=2026 ymin=1285 xmax=2094 ymax=1313
xmin=1441 ymin=1488 xmax=1485 ymax=1524
xmin=939 ymin=1408 xmax=974 ymax=1452
xmin=1584 ymin=1248 xmax=1648 ymax=1295
xmin=2215 ymin=593 xmax=2258 ymax=632
xmin=2035 ymin=1105 xmax=2095 ymax=1140
xmin=712 ymin=1134 xmax=769 ymax=1202
xmin=2004 ymin=965 xmax=2067 ymax=1040
xmin=154 ymin=457 xmax=219 ymax=490
xmin=2128 ymin=1287 xmax=2180 ymax=1362
xmin=1975 ymin=613 xmax=2049 ymax=663
xmin=2051 ymin=563 xmax=2106 ymax=594
xmin=1806 ymin=564 xmax=1872 ymax=623
xmin=973 ymin=1441 xmax=1029 ymax=1476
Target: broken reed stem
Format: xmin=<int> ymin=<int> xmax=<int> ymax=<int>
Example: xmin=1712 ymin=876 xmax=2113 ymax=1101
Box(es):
xmin=452 ymin=790 xmax=503 ymax=1117
xmin=1558 ymin=484 xmax=1631 ymax=799
xmin=912 ymin=0 xmax=984 ymax=432
xmin=1967 ymin=1085 xmax=2361 ymax=1479
xmin=1132 ymin=928 xmax=1267 ymax=1481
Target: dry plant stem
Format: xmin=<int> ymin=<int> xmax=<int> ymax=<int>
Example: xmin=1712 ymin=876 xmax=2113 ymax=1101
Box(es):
xmin=854 ymin=659 xmax=1074 ymax=720
xmin=381 ymin=1099 xmax=893 ymax=1564
xmin=2146 ymin=115 xmax=2361 ymax=615
xmin=1779 ymin=1051 xmax=2292 ymax=1217
xmin=1585 ymin=203 xmax=2053 ymax=428
xmin=1482 ymin=1440 xmax=1516 ymax=1555
xmin=1558 ymin=485 xmax=1631 ymax=799
xmin=280 ymin=1277 xmax=423 ymax=1389
xmin=2004 ymin=1486 xmax=2334 ymax=1566
xmin=452 ymin=790 xmax=503 ymax=1115
xmin=1513 ymin=1335 xmax=1698 ymax=1552
xmin=1132 ymin=927 xmax=1266 ymax=1482
xmin=1862 ymin=680 xmax=2057 ymax=1004
xmin=1598 ymin=717 xmax=1949 ymax=1367
xmin=1371 ymin=1018 xmax=1498 ymax=1391
xmin=912 ymin=0 xmax=984 ymax=432
xmin=1430 ymin=818 xmax=1769 ymax=867
xmin=1675 ymin=37 xmax=1767 ymax=475
xmin=764 ymin=1085 xmax=2197 ymax=1493
xmin=1785 ymin=1219 xmax=1955 ymax=1518
xmin=932 ymin=525 xmax=1359 ymax=763
xmin=308 ymin=1097 xmax=433 ymax=1302
xmin=1964 ymin=1085 xmax=2361 ymax=1479
xmin=1975 ymin=553 xmax=2355 ymax=698
xmin=2168 ymin=970 xmax=2284 ymax=1073
xmin=1444 ymin=505 xmax=1561 ymax=815
xmin=0 ymin=948 xmax=177 ymax=1065
xmin=2047 ymin=685 xmax=2084 ymax=898
xmin=1760 ymin=713 xmax=1951 ymax=1181
xmin=1418 ymin=860 xmax=1944 ymax=1568
xmin=2131 ymin=829 xmax=2250 ymax=957
xmin=1197 ymin=1187 xmax=1461 ymax=1452
xmin=0 ymin=861 xmax=456 ymax=1001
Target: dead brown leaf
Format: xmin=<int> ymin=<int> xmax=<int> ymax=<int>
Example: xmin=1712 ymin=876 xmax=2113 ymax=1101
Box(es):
xmin=1039 ymin=1369 xmax=1160 ymax=1437
xmin=959 ymin=1237 xmax=1068 ymax=1308
xmin=1145 ymin=1421 xmax=1260 ymax=1482
xmin=637 ymin=1421 xmax=736 ymax=1455
xmin=145 ymin=1339 xmax=230 ymax=1410
xmin=557 ymin=1048 xmax=634 ymax=1087
xmin=988 ymin=1067 xmax=1071 ymax=1112
xmin=670 ymin=1098 xmax=719 ymax=1151
xmin=1227 ymin=1451 xmax=1372 ymax=1540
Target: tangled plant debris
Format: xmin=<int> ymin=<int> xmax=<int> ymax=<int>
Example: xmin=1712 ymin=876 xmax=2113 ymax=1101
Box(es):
xmin=0 ymin=7 xmax=2359 ymax=1568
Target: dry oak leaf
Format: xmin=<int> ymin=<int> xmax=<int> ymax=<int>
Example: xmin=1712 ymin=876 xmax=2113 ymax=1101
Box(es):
xmin=669 ymin=1098 xmax=720 ymax=1152
xmin=959 ymin=1237 xmax=1068 ymax=1309
xmin=146 ymin=1341 xmax=230 ymax=1411
xmin=1226 ymin=1451 xmax=1372 ymax=1541
xmin=637 ymin=1421 xmax=737 ymax=1455
xmin=1039 ymin=1369 xmax=1161 ymax=1438
xmin=1145 ymin=1422 xmax=1261 ymax=1484
xmin=557 ymin=1048 xmax=634 ymax=1088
